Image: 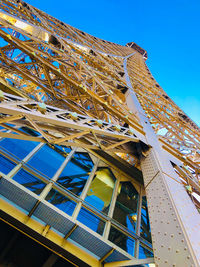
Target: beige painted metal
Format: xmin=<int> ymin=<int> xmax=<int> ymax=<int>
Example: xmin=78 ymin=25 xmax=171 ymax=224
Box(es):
xmin=125 ymin=54 xmax=200 ymax=266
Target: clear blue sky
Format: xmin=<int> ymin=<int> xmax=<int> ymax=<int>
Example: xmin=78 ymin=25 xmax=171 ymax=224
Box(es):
xmin=25 ymin=0 xmax=200 ymax=126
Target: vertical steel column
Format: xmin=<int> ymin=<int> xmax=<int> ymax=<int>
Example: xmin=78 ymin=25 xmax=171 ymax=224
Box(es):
xmin=124 ymin=53 xmax=200 ymax=266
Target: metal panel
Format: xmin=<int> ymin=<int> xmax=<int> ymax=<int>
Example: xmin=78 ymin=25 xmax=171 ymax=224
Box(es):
xmin=70 ymin=226 xmax=112 ymax=258
xmin=33 ymin=202 xmax=74 ymax=235
xmin=0 ymin=177 xmax=37 ymax=212
xmin=141 ymin=149 xmax=200 ymax=266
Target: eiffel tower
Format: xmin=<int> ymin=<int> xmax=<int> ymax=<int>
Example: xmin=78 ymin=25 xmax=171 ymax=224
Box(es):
xmin=0 ymin=1 xmax=199 ymax=266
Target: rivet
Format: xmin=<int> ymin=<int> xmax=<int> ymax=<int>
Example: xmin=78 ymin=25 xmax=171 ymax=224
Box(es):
xmin=176 ymin=249 xmax=179 ymax=253
xmin=168 ymin=247 xmax=171 ymax=250
xmin=164 ymin=260 xmax=168 ymax=263
xmin=171 ymin=234 xmax=174 ymax=238
xmin=187 ymin=256 xmax=190 ymax=259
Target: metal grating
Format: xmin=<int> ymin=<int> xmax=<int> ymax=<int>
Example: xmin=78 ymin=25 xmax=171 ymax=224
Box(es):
xmin=33 ymin=201 xmax=74 ymax=235
xmin=0 ymin=177 xmax=37 ymax=212
xmin=70 ymin=226 xmax=112 ymax=258
xmin=0 ymin=178 xmax=134 ymax=262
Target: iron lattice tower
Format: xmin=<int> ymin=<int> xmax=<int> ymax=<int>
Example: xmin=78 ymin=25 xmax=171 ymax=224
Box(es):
xmin=0 ymin=1 xmax=199 ymax=266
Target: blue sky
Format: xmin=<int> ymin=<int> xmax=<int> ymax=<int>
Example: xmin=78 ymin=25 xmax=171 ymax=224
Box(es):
xmin=25 ymin=0 xmax=200 ymax=126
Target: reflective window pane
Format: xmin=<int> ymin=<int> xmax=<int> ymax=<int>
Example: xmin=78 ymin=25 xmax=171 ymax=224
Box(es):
xmin=85 ymin=167 xmax=116 ymax=214
xmin=113 ymin=182 xmax=138 ymax=233
xmin=0 ymin=125 xmax=6 ymax=130
xmin=0 ymin=154 xmax=16 ymax=174
xmin=20 ymin=126 xmax=40 ymax=137
xmin=13 ymin=169 xmax=46 ymax=195
xmin=77 ymin=207 xmax=105 ymax=235
xmin=139 ymin=244 xmax=154 ymax=259
xmin=57 ymin=152 xmax=94 ymax=196
xmin=27 ymin=144 xmax=71 ymax=178
xmin=108 ymin=226 xmax=135 ymax=255
xmin=45 ymin=188 xmax=76 ymax=216
xmin=0 ymin=138 xmax=38 ymax=160
xmin=140 ymin=196 xmax=152 ymax=243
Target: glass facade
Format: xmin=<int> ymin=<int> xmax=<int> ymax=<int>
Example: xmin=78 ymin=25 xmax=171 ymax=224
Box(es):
xmin=113 ymin=181 xmax=139 ymax=233
xmin=57 ymin=151 xmax=93 ymax=196
xmin=77 ymin=207 xmax=105 ymax=235
xmin=85 ymin=167 xmax=116 ymax=214
xmin=13 ymin=168 xmax=46 ymax=195
xmin=0 ymin=138 xmax=38 ymax=160
xmin=0 ymin=131 xmax=153 ymax=259
xmin=109 ymin=226 xmax=135 ymax=255
xmin=140 ymin=196 xmax=152 ymax=243
xmin=27 ymin=144 xmax=67 ymax=178
xmin=0 ymin=154 xmax=16 ymax=175
xmin=45 ymin=188 xmax=76 ymax=216
xmin=139 ymin=244 xmax=154 ymax=259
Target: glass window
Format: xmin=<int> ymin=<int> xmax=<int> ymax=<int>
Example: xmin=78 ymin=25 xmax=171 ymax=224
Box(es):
xmin=77 ymin=207 xmax=105 ymax=235
xmin=0 ymin=138 xmax=38 ymax=160
xmin=0 ymin=154 xmax=16 ymax=174
xmin=139 ymin=244 xmax=154 ymax=259
xmin=27 ymin=144 xmax=71 ymax=178
xmin=13 ymin=168 xmax=46 ymax=195
xmin=20 ymin=126 xmax=40 ymax=137
xmin=140 ymin=196 xmax=152 ymax=243
xmin=108 ymin=226 xmax=135 ymax=255
xmin=56 ymin=152 xmax=94 ymax=196
xmin=0 ymin=125 xmax=8 ymax=131
xmin=45 ymin=188 xmax=76 ymax=216
xmin=85 ymin=167 xmax=116 ymax=214
xmin=113 ymin=182 xmax=139 ymax=233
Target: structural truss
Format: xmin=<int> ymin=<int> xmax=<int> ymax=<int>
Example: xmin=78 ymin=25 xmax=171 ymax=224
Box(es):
xmin=0 ymin=1 xmax=199 ymax=266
